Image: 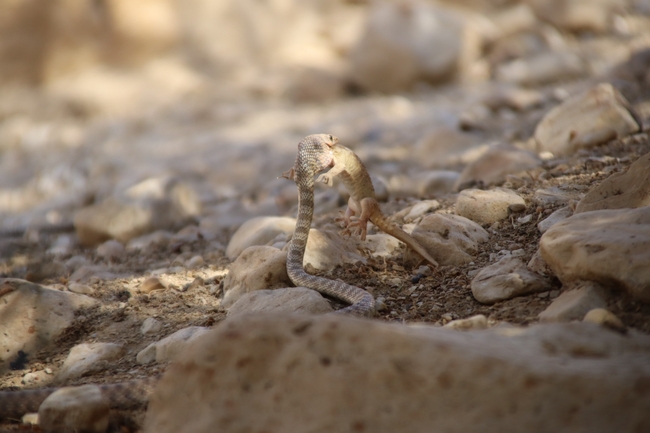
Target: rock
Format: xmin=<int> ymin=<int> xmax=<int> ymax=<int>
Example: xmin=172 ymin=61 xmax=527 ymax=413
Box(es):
xmin=141 ymin=317 xmax=163 ymax=335
xmin=137 ymin=326 xmax=211 ymax=365
xmin=56 ymin=343 xmax=125 ymax=382
xmin=471 ymin=256 xmax=551 ymax=304
xmin=96 ymin=239 xmax=125 ymax=260
xmin=221 ymin=246 xmax=289 ymax=309
xmin=575 ymin=151 xmax=650 ymax=213
xmin=583 ymin=308 xmax=626 ymax=332
xmin=411 ymin=214 xmax=489 ymax=266
xmin=534 ymin=83 xmax=640 ymax=156
xmin=67 ymin=282 xmax=94 ymax=295
xmin=39 ymin=385 xmax=109 ymax=433
xmin=225 ymin=216 xmax=296 ymax=260
xmin=139 ymin=277 xmax=166 ymax=294
xmin=538 ymin=282 xmax=608 ymax=322
xmin=0 ymin=279 xmax=97 ymax=373
xmin=144 ymin=314 xmax=650 ymax=433
xmin=402 ymin=200 xmax=441 ymax=223
xmin=74 ymin=184 xmax=201 ymax=246
xmin=527 ymin=0 xmax=615 ymax=33
xmin=495 ymin=51 xmax=586 ymax=86
xmin=482 ymin=85 xmax=545 ymax=112
xmin=348 ymin=1 xmax=483 ymax=92
xmin=456 ymin=188 xmax=526 ymax=225
xmin=538 ymin=206 xmax=573 ymax=234
xmin=416 ymin=171 xmax=460 ymax=197
xmin=127 ymin=230 xmax=174 ymax=251
xmin=454 ymin=144 xmax=540 ymax=190
xmin=185 ymin=255 xmax=204 ymax=269
xmin=443 ymin=314 xmax=488 ymax=330
xmin=302 ymin=229 xmax=366 ymax=270
xmin=527 ymin=248 xmax=552 ymax=276
xmin=363 ymin=234 xmax=402 ymax=259
xmin=533 ymin=187 xmax=581 ymax=207
xmin=540 ymin=206 xmax=650 ymax=302
xmin=227 ymin=288 xmax=333 ymax=317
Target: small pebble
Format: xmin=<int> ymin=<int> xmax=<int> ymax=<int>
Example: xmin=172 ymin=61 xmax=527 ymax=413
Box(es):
xmin=583 ymin=308 xmax=626 ymax=333
xmin=140 ymin=277 xmax=166 ymax=294
xmin=185 ymin=255 xmax=204 ymax=269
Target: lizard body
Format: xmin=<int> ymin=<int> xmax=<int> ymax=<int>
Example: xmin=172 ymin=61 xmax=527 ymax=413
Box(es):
xmin=316 ymin=143 xmax=439 ymax=268
xmin=284 ymin=134 xmax=374 ymax=317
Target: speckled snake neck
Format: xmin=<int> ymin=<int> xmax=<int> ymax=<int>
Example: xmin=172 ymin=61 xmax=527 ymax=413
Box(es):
xmin=287 ymin=134 xmax=375 ymax=317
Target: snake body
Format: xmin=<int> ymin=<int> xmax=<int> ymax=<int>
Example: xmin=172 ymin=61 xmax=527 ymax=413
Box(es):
xmin=286 ymin=134 xmax=375 ymax=317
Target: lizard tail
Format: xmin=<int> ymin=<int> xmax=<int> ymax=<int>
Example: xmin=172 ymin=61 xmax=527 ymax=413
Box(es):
xmin=371 ymin=213 xmax=439 ymax=267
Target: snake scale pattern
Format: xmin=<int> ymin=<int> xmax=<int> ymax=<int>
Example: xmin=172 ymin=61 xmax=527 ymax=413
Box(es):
xmin=0 ymin=134 xmax=373 ymax=422
xmin=286 ymin=134 xmax=375 ymax=317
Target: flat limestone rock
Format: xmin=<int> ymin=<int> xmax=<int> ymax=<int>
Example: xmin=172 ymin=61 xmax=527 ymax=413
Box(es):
xmin=0 ymin=279 xmax=97 ymax=374
xmin=227 ymin=287 xmax=333 ymax=317
xmin=225 ymin=216 xmax=297 ymax=260
xmin=56 ymin=343 xmax=125 ymax=383
xmin=540 ymin=206 xmax=650 ymax=303
xmin=144 ymin=314 xmax=650 ymax=433
xmin=472 ymin=255 xmax=551 ymax=304
xmin=455 ymin=187 xmax=525 ymax=225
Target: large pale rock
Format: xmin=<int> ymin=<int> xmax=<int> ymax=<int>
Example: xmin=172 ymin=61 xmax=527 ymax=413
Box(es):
xmin=411 ymin=214 xmax=489 ymax=266
xmin=575 ymin=151 xmax=650 ymax=213
xmin=227 ymin=288 xmax=333 ymax=317
xmin=225 ymin=216 xmax=296 ymax=260
xmin=472 ymin=256 xmax=551 ymax=304
xmin=303 ymin=229 xmax=366 ymax=270
xmin=537 ymin=206 xmax=573 ymax=234
xmin=348 ymin=0 xmax=483 ymax=92
xmin=454 ymin=144 xmax=539 ymax=190
xmin=56 ymin=343 xmax=125 ymax=383
xmin=540 ymin=207 xmax=650 ymax=302
xmin=538 ymin=283 xmax=608 ymax=322
xmin=39 ymin=385 xmax=109 ymax=433
xmin=456 ymin=188 xmax=526 ymax=225
xmin=144 ymin=314 xmax=650 ymax=433
xmin=137 ymin=326 xmax=211 ymax=365
xmin=534 ymin=83 xmax=640 ymax=156
xmin=0 ymin=279 xmax=97 ymax=374
xmin=221 ymin=246 xmax=289 ymax=309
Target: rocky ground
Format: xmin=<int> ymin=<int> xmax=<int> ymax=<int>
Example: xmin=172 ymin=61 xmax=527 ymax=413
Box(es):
xmin=1 ymin=0 xmax=650 ymax=432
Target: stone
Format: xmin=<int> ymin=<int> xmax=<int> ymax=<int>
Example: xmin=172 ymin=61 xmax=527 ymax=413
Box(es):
xmin=471 ymin=256 xmax=551 ymax=304
xmin=141 ymin=317 xmax=163 ymax=335
xmin=533 ymin=187 xmax=581 ymax=207
xmin=0 ymin=279 xmax=97 ymax=373
xmin=56 ymin=343 xmax=125 ymax=382
xmin=575 ymin=151 xmax=650 ymax=213
xmin=144 ymin=314 xmax=650 ymax=433
xmin=443 ymin=314 xmax=487 ymax=330
xmin=402 ymin=200 xmax=441 ymax=223
xmin=482 ymin=85 xmax=544 ymax=112
xmin=583 ymin=308 xmax=626 ymax=332
xmin=127 ymin=230 xmax=174 ymax=251
xmin=67 ymin=282 xmax=94 ymax=295
xmin=534 ymin=83 xmax=640 ymax=156
xmin=96 ymin=239 xmax=125 ymax=260
xmin=540 ymin=206 xmax=650 ymax=302
xmin=348 ymin=1 xmax=483 ymax=92
xmin=527 ymin=248 xmax=552 ymax=276
xmin=185 ymin=255 xmax=204 ymax=269
xmin=137 ymin=326 xmax=210 ymax=365
xmin=411 ymin=214 xmax=489 ymax=266
xmin=227 ymin=288 xmax=333 ymax=317
xmin=538 ymin=283 xmax=608 ymax=322
xmin=538 ymin=206 xmax=573 ymax=234
xmin=302 ymin=229 xmax=366 ymax=271
xmin=139 ymin=277 xmax=166 ymax=294
xmin=527 ymin=0 xmax=615 ymax=33
xmin=496 ymin=51 xmax=586 ymax=86
xmin=221 ymin=246 xmax=289 ymax=309
xmin=39 ymin=385 xmax=109 ymax=433
xmin=416 ymin=171 xmax=460 ymax=197
xmin=225 ymin=216 xmax=296 ymax=260
xmin=456 ymin=188 xmax=526 ymax=225
xmin=454 ymin=144 xmax=540 ymax=190
xmin=362 ymin=234 xmax=402 ymax=259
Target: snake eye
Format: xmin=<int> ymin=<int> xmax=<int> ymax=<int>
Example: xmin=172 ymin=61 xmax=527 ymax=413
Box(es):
xmin=329 ymin=134 xmax=334 ymax=142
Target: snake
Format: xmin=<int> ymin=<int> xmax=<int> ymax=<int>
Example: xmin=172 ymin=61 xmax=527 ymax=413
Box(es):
xmin=285 ymin=134 xmax=375 ymax=317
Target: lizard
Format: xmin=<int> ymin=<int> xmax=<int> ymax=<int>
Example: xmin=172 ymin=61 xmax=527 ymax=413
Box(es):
xmin=282 ymin=134 xmax=375 ymax=317
xmin=313 ymin=141 xmax=439 ymax=268
xmin=0 ymin=375 xmax=158 ymax=421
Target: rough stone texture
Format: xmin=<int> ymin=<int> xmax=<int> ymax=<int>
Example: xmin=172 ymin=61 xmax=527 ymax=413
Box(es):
xmin=39 ymin=385 xmax=109 ymax=433
xmin=56 ymin=343 xmax=125 ymax=383
xmin=302 ymin=229 xmax=366 ymax=270
xmin=540 ymin=206 xmax=650 ymax=302
xmin=362 ymin=234 xmax=402 ymax=259
xmin=137 ymin=326 xmax=210 ymax=365
xmin=454 ymin=144 xmax=539 ymax=191
xmin=538 ymin=206 xmax=573 ymax=234
xmin=227 ymin=288 xmax=333 ymax=317
xmin=443 ymin=314 xmax=487 ymax=330
xmin=0 ymin=279 xmax=97 ymax=374
xmin=472 ymin=256 xmax=550 ymax=304
xmin=225 ymin=216 xmax=297 ymax=260
xmin=534 ymin=83 xmax=640 ymax=156
xmin=456 ymin=187 xmax=526 ymax=225
xmin=144 ymin=314 xmax=650 ymax=433
xmin=538 ymin=283 xmax=608 ymax=322
xmin=575 ymin=151 xmax=650 ymax=213
xmin=221 ymin=246 xmax=289 ymax=309
xmin=411 ymin=214 xmax=489 ymax=266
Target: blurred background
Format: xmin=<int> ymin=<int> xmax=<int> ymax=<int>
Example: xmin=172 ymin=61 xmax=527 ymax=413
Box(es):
xmin=0 ymin=0 xmax=649 ymax=243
